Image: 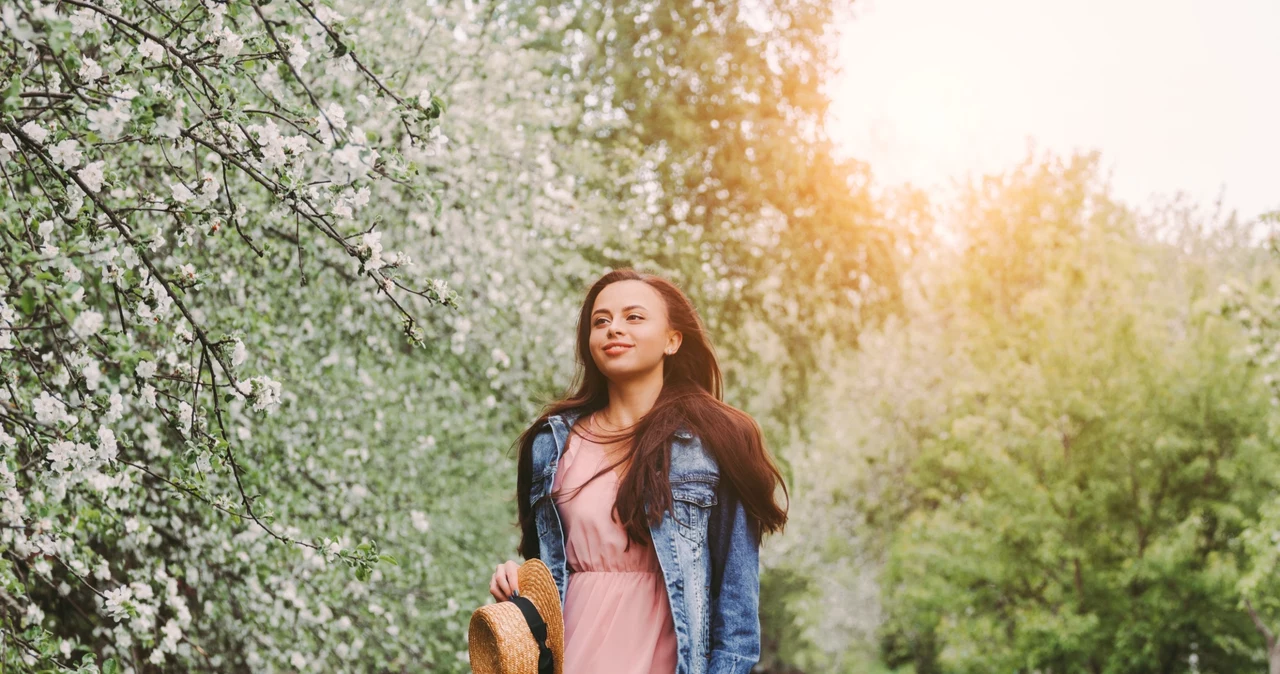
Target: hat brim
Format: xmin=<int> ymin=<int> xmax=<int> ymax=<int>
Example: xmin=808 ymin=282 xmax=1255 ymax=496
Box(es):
xmin=468 ymin=559 xmax=564 ymax=674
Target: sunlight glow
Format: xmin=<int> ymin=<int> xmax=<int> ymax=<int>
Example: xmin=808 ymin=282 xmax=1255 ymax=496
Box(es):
xmin=824 ymin=0 xmax=1280 ymax=221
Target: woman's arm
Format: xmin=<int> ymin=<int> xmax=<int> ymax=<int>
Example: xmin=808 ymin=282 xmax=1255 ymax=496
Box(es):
xmin=708 ymin=479 xmax=761 ymax=674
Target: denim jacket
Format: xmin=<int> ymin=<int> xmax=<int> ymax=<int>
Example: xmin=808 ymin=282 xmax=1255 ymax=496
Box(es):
xmin=523 ymin=407 xmax=761 ymax=674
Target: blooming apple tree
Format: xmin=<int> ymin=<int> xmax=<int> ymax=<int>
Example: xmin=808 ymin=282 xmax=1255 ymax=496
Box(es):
xmin=0 ymin=0 xmax=881 ymax=669
xmin=0 ymin=0 xmax=455 ymax=669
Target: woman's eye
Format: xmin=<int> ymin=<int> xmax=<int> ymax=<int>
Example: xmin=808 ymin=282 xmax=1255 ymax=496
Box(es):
xmin=593 ymin=315 xmax=640 ymax=325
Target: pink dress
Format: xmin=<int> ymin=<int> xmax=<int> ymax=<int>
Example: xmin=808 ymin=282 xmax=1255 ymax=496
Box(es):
xmin=551 ymin=430 xmax=679 ymax=674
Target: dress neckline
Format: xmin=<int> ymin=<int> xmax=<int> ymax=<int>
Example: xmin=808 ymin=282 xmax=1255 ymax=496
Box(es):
xmin=570 ymin=426 xmax=632 ymax=483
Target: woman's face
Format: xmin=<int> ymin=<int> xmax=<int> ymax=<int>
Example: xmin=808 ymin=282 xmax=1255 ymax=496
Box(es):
xmin=589 ymin=280 xmax=681 ymax=382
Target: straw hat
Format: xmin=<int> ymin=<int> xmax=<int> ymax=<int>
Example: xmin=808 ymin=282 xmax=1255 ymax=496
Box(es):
xmin=468 ymin=558 xmax=564 ymax=674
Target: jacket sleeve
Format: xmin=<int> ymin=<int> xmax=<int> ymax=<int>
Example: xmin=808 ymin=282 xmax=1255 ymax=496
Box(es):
xmin=707 ymin=479 xmax=761 ymax=674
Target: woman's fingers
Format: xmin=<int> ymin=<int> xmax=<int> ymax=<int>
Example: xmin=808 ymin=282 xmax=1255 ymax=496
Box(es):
xmin=504 ymin=560 xmax=521 ymax=597
xmin=490 ymin=560 xmax=523 ymax=601
xmin=493 ymin=563 xmax=512 ymax=600
xmin=489 ymin=573 xmax=505 ymax=602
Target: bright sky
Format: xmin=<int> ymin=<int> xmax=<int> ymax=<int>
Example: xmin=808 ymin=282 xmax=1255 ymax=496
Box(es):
xmin=825 ymin=0 xmax=1280 ymax=222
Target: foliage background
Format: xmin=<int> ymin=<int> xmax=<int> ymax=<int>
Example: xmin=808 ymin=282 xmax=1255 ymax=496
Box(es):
xmin=1 ymin=0 xmax=1276 ymax=672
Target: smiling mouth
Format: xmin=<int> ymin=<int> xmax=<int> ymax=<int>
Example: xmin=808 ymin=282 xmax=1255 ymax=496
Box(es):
xmin=603 ymin=345 xmax=633 ymax=355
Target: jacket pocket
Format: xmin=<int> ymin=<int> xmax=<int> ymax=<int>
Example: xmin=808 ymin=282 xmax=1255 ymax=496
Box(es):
xmin=671 ymin=479 xmax=717 ymax=543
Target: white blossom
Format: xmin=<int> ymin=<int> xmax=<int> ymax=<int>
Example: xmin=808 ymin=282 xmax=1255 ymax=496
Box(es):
xmin=86 ymin=94 xmax=134 ymax=141
xmin=359 ymin=231 xmax=385 ymax=272
xmin=21 ymin=121 xmax=49 ymax=145
xmin=33 ymin=391 xmax=68 ymax=425
xmin=97 ymin=426 xmax=118 ymax=463
xmin=237 ymin=375 xmax=284 ymax=413
xmin=177 ymin=401 xmax=193 ymax=433
xmin=50 ymin=139 xmax=82 ymax=168
xmin=315 ymin=102 xmax=347 ymax=146
xmin=254 ymin=377 xmax=284 ymax=412
xmin=23 ymin=602 xmax=43 ymax=627
xmin=195 ymin=171 xmax=220 ymax=207
xmin=0 ymin=133 xmax=16 ymax=162
xmin=286 ymin=34 xmax=310 ymax=70
xmin=139 ymin=39 xmax=165 ymax=62
xmin=79 ymin=57 xmax=103 ymax=82
xmin=64 ymin=182 xmax=85 ymax=216
xmin=161 ymin=618 xmax=182 ymax=651
xmin=77 ymin=160 xmax=106 ymax=193
xmin=69 ymin=8 xmax=103 ymax=35
xmin=170 ymin=182 xmax=194 ymax=203
xmin=82 ymin=358 xmax=102 ymax=390
xmin=71 ymin=310 xmax=104 ymax=338
xmin=217 ymin=29 xmax=244 ymax=58
xmin=103 ymin=392 xmax=124 ymax=423
xmin=135 ymin=360 xmax=157 ymax=379
xmin=103 ymin=585 xmax=133 ymax=621
xmin=63 ymin=262 xmax=83 ymax=284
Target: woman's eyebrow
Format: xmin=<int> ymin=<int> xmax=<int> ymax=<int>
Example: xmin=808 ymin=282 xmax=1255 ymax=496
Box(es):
xmin=592 ymin=304 xmax=647 ymax=316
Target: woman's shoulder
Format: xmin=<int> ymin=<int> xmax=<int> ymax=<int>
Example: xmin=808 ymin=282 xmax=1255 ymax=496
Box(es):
xmin=669 ymin=429 xmax=719 ymax=480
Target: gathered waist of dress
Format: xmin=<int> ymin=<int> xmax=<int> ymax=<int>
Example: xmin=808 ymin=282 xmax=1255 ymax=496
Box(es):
xmin=570 ymin=569 xmax=663 ymax=575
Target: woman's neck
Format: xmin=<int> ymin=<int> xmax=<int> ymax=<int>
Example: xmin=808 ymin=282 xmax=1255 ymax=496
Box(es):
xmin=601 ymin=375 xmax=663 ymax=428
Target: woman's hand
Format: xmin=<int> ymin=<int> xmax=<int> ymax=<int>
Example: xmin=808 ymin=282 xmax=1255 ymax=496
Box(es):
xmin=489 ymin=560 xmax=521 ymax=602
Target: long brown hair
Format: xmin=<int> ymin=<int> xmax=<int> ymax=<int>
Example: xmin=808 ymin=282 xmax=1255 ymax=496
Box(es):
xmin=513 ymin=268 xmax=789 ymax=558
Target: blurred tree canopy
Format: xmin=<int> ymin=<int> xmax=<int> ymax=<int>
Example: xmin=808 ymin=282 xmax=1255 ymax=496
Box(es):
xmin=778 ymin=152 xmax=1280 ymax=673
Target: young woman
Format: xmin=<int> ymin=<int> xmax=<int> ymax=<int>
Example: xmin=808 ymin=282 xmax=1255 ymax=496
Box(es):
xmin=489 ymin=268 xmax=789 ymax=674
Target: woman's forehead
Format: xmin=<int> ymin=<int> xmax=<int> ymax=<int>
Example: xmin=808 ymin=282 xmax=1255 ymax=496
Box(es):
xmin=594 ymin=280 xmax=662 ymax=309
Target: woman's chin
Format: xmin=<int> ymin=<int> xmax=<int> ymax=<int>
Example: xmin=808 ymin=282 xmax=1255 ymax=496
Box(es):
xmin=599 ymin=362 xmax=658 ymax=381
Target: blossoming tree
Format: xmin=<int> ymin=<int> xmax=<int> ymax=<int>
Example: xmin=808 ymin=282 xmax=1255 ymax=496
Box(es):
xmin=3 ymin=0 xmax=900 ymax=670
xmin=1 ymin=0 xmax=452 ymax=669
